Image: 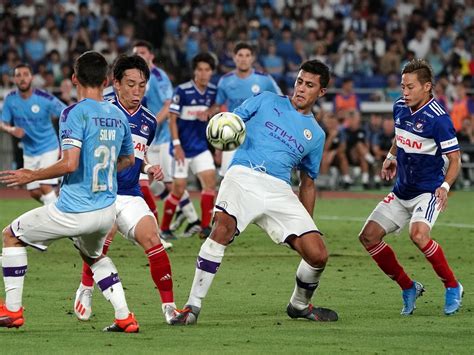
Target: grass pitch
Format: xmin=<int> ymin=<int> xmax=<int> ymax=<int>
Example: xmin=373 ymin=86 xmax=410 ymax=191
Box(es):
xmin=0 ymin=190 xmax=472 ymax=354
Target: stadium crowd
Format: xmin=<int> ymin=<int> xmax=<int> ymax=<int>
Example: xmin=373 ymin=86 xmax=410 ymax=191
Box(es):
xmin=1 ymin=0 xmax=473 ymax=188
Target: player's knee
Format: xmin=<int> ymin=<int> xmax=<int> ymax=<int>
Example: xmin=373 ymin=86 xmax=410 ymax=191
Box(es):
xmin=409 ymin=230 xmax=429 ymax=247
xmin=2 ymin=226 xmax=21 ymax=247
xmin=307 ymin=249 xmax=328 ymax=268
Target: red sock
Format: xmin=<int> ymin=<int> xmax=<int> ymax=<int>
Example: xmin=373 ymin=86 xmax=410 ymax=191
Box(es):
xmin=81 ymin=239 xmax=112 ymax=287
xmin=160 ymin=194 xmax=180 ymax=231
xmin=366 ymin=241 xmax=413 ymax=290
xmin=200 ymin=190 xmax=215 ymax=228
xmin=140 ymin=183 xmax=159 ymax=223
xmin=421 ymin=239 xmax=457 ymax=288
xmin=146 ymin=244 xmax=174 ymax=304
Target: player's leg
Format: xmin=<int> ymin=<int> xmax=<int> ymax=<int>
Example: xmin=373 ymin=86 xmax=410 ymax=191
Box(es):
xmin=74 ymin=225 xmax=116 ymax=321
xmin=160 ymin=178 xmax=186 ymax=239
xmin=409 ymin=195 xmax=462 ymax=315
xmin=139 ymin=179 xmax=159 ymax=222
xmin=36 ymin=149 xmax=60 ymax=204
xmin=359 ymin=194 xmax=423 ymax=315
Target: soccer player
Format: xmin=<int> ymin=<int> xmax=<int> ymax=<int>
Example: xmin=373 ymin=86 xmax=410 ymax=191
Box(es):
xmin=133 ymin=40 xmax=200 ymax=238
xmin=358 ymin=59 xmax=463 ymax=316
xmin=160 ymin=53 xmax=218 ymax=240
xmin=0 ymin=63 xmax=67 ymax=204
xmin=170 ymin=59 xmax=338 ymax=325
xmin=0 ymin=51 xmax=139 ymax=332
xmin=73 ymin=54 xmax=177 ymax=325
xmin=212 ymin=42 xmax=282 ymax=176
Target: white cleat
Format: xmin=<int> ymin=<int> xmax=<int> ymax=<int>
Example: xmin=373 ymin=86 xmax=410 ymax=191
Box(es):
xmin=161 ymin=239 xmax=173 ymax=250
xmin=163 ymin=303 xmax=178 ymax=325
xmin=74 ymin=284 xmax=94 ymax=321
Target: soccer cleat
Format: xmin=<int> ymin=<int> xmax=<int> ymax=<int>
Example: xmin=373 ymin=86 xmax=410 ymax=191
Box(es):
xmin=199 ymin=227 xmax=212 ymax=240
xmin=161 ymin=239 xmax=173 ymax=250
xmin=74 ymin=284 xmax=94 ymax=321
xmin=0 ymin=302 xmax=24 ymax=328
xmin=181 ymin=220 xmax=202 ymax=238
xmin=169 ymin=304 xmax=200 ymax=325
xmin=444 ymin=282 xmax=463 ymax=315
xmin=286 ymin=303 xmax=338 ymax=322
xmin=160 ymin=229 xmax=177 ymax=241
xmin=163 ymin=304 xmax=178 ymax=325
xmin=170 ymin=211 xmax=186 ymax=232
xmin=401 ymin=281 xmax=425 ymax=315
xmin=103 ymin=313 xmax=139 ymax=333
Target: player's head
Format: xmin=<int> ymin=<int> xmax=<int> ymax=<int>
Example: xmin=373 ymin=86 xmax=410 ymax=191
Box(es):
xmin=292 ymin=60 xmax=329 ymax=113
xmin=132 ymin=40 xmax=155 ymax=67
xmin=73 ymin=51 xmax=108 ymax=88
xmin=233 ymin=42 xmax=255 ymax=72
xmin=192 ymin=53 xmax=215 ymax=87
xmin=401 ymin=59 xmax=434 ymax=109
xmin=112 ymin=54 xmax=150 ymax=111
xmin=13 ymin=63 xmax=33 ymax=92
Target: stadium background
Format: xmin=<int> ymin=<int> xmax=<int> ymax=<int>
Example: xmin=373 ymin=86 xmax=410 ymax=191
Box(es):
xmin=0 ymin=0 xmax=473 ymax=189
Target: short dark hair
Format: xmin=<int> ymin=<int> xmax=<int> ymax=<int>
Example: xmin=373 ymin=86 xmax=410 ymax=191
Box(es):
xmin=14 ymin=63 xmax=33 ymax=74
xmin=401 ymin=59 xmax=434 ymax=86
xmin=73 ymin=51 xmax=108 ymax=88
xmin=233 ymin=42 xmax=254 ymax=55
xmin=192 ymin=52 xmax=216 ymax=71
xmin=112 ymin=54 xmax=150 ymax=82
xmin=133 ymin=39 xmax=153 ymax=52
xmin=299 ymin=60 xmax=330 ymax=88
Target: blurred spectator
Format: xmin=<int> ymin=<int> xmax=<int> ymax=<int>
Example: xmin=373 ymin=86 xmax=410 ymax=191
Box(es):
xmin=164 ymin=4 xmax=181 ymax=38
xmin=45 ymin=26 xmax=68 ymax=58
xmin=335 ymin=29 xmax=362 ymax=77
xmin=451 ymin=83 xmax=474 ymax=132
xmin=333 ymin=77 xmax=361 ymax=115
xmin=426 ymin=40 xmax=446 ymax=77
xmin=276 ymin=27 xmax=295 ymax=61
xmin=57 ymin=78 xmax=77 ymax=106
xmin=312 ymin=0 xmax=334 ymax=20
xmin=261 ymin=41 xmax=284 ymax=83
xmin=70 ymin=26 xmax=92 ymax=55
xmin=384 ymin=73 xmax=401 ymax=102
xmin=371 ymin=118 xmax=395 ymax=188
xmin=407 ymin=29 xmax=431 ymax=59
xmin=23 ymin=27 xmax=46 ymax=68
xmin=457 ymin=119 xmax=474 ymax=188
xmin=16 ymin=0 xmax=36 ymax=20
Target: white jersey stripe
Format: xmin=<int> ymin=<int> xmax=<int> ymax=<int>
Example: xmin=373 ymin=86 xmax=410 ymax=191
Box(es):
xmin=429 ymin=103 xmax=443 ymax=116
xmin=395 ymin=128 xmax=438 ymax=155
xmin=431 ymin=101 xmax=446 ymax=114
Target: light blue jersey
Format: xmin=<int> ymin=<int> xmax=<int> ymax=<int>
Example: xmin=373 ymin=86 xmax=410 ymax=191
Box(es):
xmin=143 ymin=66 xmax=173 ymax=145
xmin=232 ymin=92 xmax=325 ymax=184
xmin=56 ymin=99 xmax=134 ymax=213
xmin=1 ymin=89 xmax=66 ymax=155
xmin=216 ymin=69 xmax=282 ymax=111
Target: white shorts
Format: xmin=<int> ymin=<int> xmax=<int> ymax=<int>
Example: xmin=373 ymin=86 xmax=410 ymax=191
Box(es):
xmin=172 ymin=150 xmax=215 ymax=179
xmin=214 ymin=165 xmax=320 ymax=245
xmin=10 ymin=203 xmax=116 ymax=258
xmin=364 ymin=192 xmax=440 ymax=234
xmin=23 ymin=149 xmax=59 ymax=190
xmin=218 ymin=150 xmax=236 ymax=177
xmin=139 ymin=142 xmax=173 ymax=182
xmin=115 ymin=194 xmax=155 ymax=241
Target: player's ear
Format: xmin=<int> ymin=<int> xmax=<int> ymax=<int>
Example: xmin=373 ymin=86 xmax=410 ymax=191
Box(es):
xmin=319 ymin=87 xmax=327 ymax=98
xmin=71 ymin=74 xmax=78 ymax=86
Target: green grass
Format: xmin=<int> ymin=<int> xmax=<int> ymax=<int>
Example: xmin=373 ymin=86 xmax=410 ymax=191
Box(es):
xmin=0 ymin=191 xmax=473 ymax=354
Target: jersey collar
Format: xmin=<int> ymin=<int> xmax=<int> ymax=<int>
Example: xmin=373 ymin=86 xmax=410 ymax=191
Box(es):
xmin=409 ymin=97 xmax=434 ymax=116
xmin=116 ymin=98 xmax=141 ymax=116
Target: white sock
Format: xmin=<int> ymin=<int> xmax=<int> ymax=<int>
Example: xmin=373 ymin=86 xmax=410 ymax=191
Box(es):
xmin=290 ymin=259 xmax=324 ymax=310
xmin=362 ymin=172 xmax=369 ymax=184
xmin=2 ymin=247 xmax=27 ymax=312
xmin=180 ymin=190 xmax=199 ymax=223
xmin=187 ymin=238 xmax=226 ymax=308
xmin=91 ymin=257 xmax=129 ymax=320
xmin=343 ymin=175 xmax=352 ymax=183
xmin=40 ymin=190 xmax=57 ymax=205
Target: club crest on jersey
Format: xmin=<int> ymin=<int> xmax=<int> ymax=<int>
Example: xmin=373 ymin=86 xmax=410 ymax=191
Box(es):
xmin=413 ymin=121 xmax=424 ymax=133
xmin=251 ymin=84 xmax=261 ymax=94
xmin=303 ymin=129 xmax=312 ymax=140
xmin=140 ymin=124 xmax=150 ymax=136
xmin=31 ymin=104 xmax=40 ymax=113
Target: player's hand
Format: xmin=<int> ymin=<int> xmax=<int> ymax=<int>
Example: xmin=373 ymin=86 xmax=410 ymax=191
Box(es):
xmin=0 ymin=169 xmax=35 ymax=187
xmin=435 ymin=186 xmax=449 ymax=211
xmin=196 ymin=110 xmax=210 ymax=122
xmin=10 ymin=126 xmax=25 ymax=139
xmin=381 ymin=159 xmax=397 ymax=181
xmin=148 ymin=165 xmax=164 ymax=181
xmin=173 ymin=145 xmax=185 ymax=165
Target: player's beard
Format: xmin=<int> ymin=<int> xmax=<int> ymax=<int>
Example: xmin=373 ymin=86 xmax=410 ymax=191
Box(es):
xmin=18 ymin=81 xmax=32 ymax=93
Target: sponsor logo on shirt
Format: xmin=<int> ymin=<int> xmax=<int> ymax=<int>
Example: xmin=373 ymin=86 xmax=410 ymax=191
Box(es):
xmin=396 ymin=134 xmax=422 ymax=149
xmin=265 ymin=121 xmax=304 ymax=153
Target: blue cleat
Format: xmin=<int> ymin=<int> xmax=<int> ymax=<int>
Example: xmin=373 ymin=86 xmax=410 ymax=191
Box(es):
xmin=401 ymin=281 xmax=425 ymax=315
xmin=444 ymin=282 xmax=463 ymax=315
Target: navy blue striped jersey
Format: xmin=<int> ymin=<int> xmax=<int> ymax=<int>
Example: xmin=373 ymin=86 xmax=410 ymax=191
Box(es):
xmin=392 ymin=97 xmax=459 ymax=200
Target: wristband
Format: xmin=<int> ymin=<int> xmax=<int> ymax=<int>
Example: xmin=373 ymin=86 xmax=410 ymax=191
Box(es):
xmin=386 ymin=152 xmax=396 ymax=161
xmin=143 ymin=164 xmax=152 ymax=174
xmin=440 ymin=181 xmax=450 ymax=192
xmin=172 ymin=139 xmax=181 ymax=146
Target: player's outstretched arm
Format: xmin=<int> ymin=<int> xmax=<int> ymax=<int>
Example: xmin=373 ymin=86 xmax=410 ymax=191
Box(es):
xmin=381 ymin=141 xmax=397 ymax=181
xmin=0 ymin=122 xmax=25 ymax=139
xmin=0 ymin=147 xmax=81 ymax=187
xmin=299 ymin=171 xmax=316 ymax=216
xmin=435 ymin=150 xmax=461 ymax=211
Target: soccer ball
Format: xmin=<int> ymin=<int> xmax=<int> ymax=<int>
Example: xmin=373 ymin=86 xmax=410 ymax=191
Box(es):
xmin=206 ymin=112 xmax=246 ymax=151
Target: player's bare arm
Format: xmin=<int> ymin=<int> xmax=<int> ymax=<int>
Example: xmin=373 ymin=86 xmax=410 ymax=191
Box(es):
xmin=155 ymin=99 xmax=171 ymax=124
xmin=169 ymin=112 xmax=185 ymax=164
xmin=381 ymin=140 xmax=398 ymax=181
xmin=117 ymin=153 xmax=135 ymax=172
xmin=298 ymin=171 xmax=316 ymax=216
xmin=0 ymin=122 xmax=25 ymax=139
xmin=435 ymin=150 xmax=461 ymax=211
xmin=0 ymin=147 xmax=81 ymax=186
xmin=141 ymin=160 xmax=164 ymax=181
